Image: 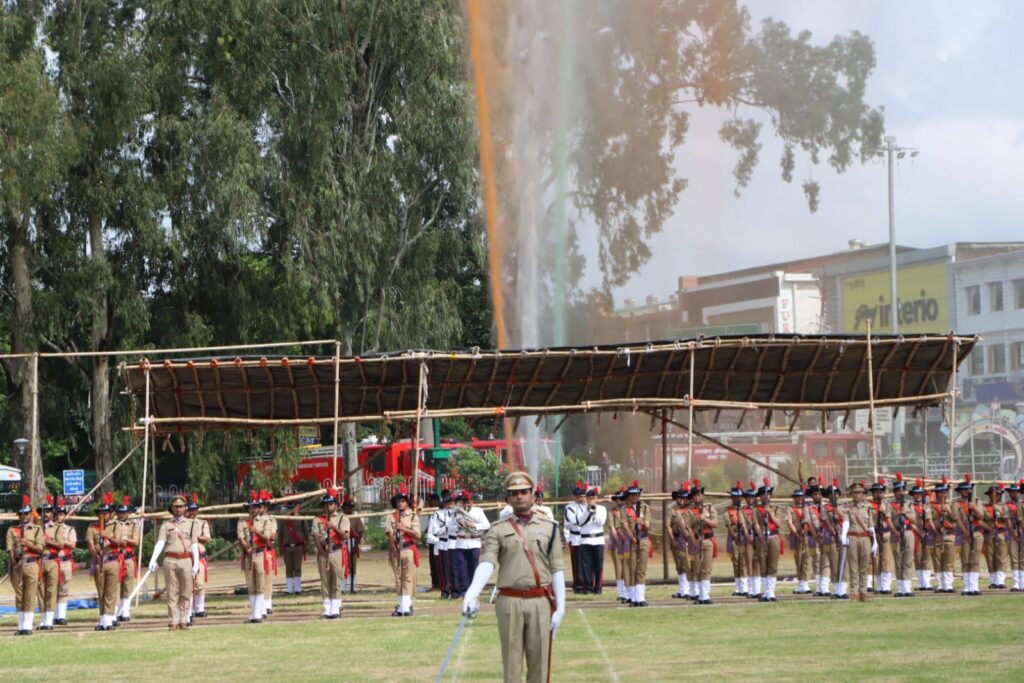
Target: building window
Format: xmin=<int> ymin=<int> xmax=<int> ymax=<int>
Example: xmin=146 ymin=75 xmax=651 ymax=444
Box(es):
xmin=989 ymin=344 xmax=1006 ymax=375
xmin=1011 ymin=342 xmax=1024 ymax=371
xmin=969 ymin=347 xmax=984 ymax=375
xmin=966 ymin=285 xmax=981 ymax=315
xmin=1014 ymin=279 xmax=1024 ymax=309
xmin=989 ymin=282 xmax=1004 ymax=312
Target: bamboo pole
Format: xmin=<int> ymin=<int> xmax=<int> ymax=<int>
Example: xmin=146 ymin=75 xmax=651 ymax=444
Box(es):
xmin=411 ymin=361 xmax=427 ymax=506
xmin=37 ymin=338 xmax=336 ymax=359
xmin=687 ymin=343 xmax=695 ymax=482
xmin=137 ymin=365 xmax=151 ymax=606
xmin=31 ymin=353 xmax=39 ymax=499
xmin=866 ymin=321 xmax=878 ymax=480
xmin=949 ymin=338 xmax=958 ymax=475
xmin=332 ymin=341 xmax=341 ymax=487
xmin=661 ymin=408 xmax=669 ymax=579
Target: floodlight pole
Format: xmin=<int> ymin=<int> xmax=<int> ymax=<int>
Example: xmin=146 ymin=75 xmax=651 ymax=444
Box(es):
xmin=661 ymin=408 xmax=669 ymax=579
xmin=332 ymin=341 xmax=341 ymax=488
xmin=138 ymin=363 xmax=151 ymax=605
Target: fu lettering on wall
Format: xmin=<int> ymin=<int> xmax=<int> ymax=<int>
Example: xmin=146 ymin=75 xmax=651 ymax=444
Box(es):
xmin=840 ymin=263 xmax=948 ymax=334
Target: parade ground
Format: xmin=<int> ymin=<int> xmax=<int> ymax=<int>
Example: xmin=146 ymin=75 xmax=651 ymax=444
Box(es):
xmin=5 ymin=551 xmax=1023 ymax=681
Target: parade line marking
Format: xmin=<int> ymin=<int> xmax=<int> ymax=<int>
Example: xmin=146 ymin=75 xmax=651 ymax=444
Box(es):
xmin=577 ymin=608 xmax=620 ymax=682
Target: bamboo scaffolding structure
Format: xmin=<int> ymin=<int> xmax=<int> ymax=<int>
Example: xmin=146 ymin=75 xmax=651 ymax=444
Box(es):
xmin=47 ymin=339 xmax=337 ymax=359
xmin=122 ymin=391 xmax=957 ymax=434
xmin=949 ymin=337 xmax=958 ymax=475
xmin=866 ymin=321 xmax=879 ymax=479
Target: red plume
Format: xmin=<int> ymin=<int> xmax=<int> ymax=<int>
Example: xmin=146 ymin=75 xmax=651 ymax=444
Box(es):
xmin=763 ymin=476 xmax=770 ymax=486
xmin=736 ymin=480 xmax=743 ymax=489
xmin=58 ymin=497 xmax=65 ymax=507
xmin=749 ymin=481 xmax=756 ymax=489
xmin=942 ymin=475 xmax=949 ymax=484
xmin=916 ymin=479 xmax=923 ymax=487
xmin=879 ymin=478 xmax=886 ymax=486
xmin=859 ymin=480 xmax=866 ymax=487
xmin=46 ymin=494 xmax=53 ymax=505
xmin=123 ymin=495 xmax=130 ymax=507
xmin=965 ymin=474 xmax=972 ymax=483
xmin=632 ymin=480 xmax=639 ymax=487
xmin=327 ymin=487 xmax=336 ymax=497
xmin=536 ymin=486 xmax=543 ymax=494
xmin=693 ymin=479 xmax=700 ymax=487
xmin=23 ymin=494 xmax=30 ymax=507
xmin=896 ymin=472 xmax=903 ymax=481
xmin=192 ymin=492 xmax=198 ymax=504
xmin=832 ymin=478 xmax=838 ymax=487
xmin=682 ymin=482 xmax=691 ymax=492
xmin=399 ymin=482 xmax=409 ymax=496
xmin=999 ymin=482 xmax=1005 ymax=491
xmin=261 ymin=490 xmax=271 ymax=501
xmin=250 ymin=490 xmax=258 ymax=502
xmin=592 ymin=486 xmax=600 ymax=495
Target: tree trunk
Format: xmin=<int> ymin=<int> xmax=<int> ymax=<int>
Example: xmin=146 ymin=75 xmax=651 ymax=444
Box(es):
xmin=89 ymin=211 xmax=113 ymax=492
xmin=10 ymin=213 xmax=46 ymax=502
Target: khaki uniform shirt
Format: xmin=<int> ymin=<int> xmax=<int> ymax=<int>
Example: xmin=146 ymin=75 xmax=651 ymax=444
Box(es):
xmin=844 ymin=501 xmax=875 ymax=534
xmin=385 ymin=510 xmax=420 ymax=544
xmin=189 ymin=518 xmax=212 ymax=552
xmin=86 ymin=523 xmax=103 ymax=558
xmin=909 ymin=501 xmax=933 ymax=535
xmin=312 ymin=512 xmax=350 ymax=550
xmin=618 ymin=502 xmax=652 ymax=540
xmin=932 ymin=501 xmax=956 ymax=534
xmin=157 ymin=517 xmax=194 ymax=554
xmin=690 ymin=503 xmax=718 ymax=537
xmin=7 ymin=524 xmax=43 ymax=560
xmin=724 ymin=506 xmax=748 ymax=540
xmin=953 ymin=499 xmax=985 ymax=533
xmin=348 ymin=516 xmax=365 ymax=538
xmin=481 ymin=513 xmax=564 ymax=589
xmin=56 ymin=523 xmax=77 ymax=559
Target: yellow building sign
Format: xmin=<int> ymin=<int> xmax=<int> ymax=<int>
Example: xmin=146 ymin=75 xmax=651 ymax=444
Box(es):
xmin=840 ymin=263 xmax=949 ymax=333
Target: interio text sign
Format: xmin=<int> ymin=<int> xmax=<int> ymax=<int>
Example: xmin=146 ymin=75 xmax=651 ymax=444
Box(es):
xmin=841 ymin=263 xmax=949 ymax=334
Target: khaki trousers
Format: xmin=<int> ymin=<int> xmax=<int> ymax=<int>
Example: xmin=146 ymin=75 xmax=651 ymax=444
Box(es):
xmin=318 ymin=550 xmax=342 ymax=600
xmin=812 ymin=542 xmax=831 ymax=579
xmin=14 ymin=561 xmax=39 ymax=612
xmin=633 ymin=539 xmax=650 ymax=585
xmin=98 ymin=559 xmax=120 ymax=616
xmin=38 ymin=558 xmax=60 ymax=612
xmin=793 ymin=541 xmax=810 ymax=581
xmin=932 ymin=535 xmax=956 ymax=573
xmin=848 ymin=537 xmax=872 ymax=594
xmin=914 ymin=536 xmax=931 ymax=571
xmin=58 ymin=559 xmax=73 ymax=601
xmin=892 ymin=531 xmax=915 ymax=581
xmin=398 ymin=547 xmax=416 ymax=597
xmin=960 ymin=532 xmax=983 ymax=573
xmin=622 ymin=545 xmax=636 ymax=584
xmin=697 ymin=539 xmax=714 ymax=581
xmin=984 ymin=534 xmax=1008 ymax=574
xmin=164 ymin=556 xmax=193 ymax=626
xmin=762 ymin=535 xmax=780 ymax=575
xmin=283 ymin=546 xmax=303 ymax=578
xmin=251 ymin=550 xmax=268 ymax=597
xmin=496 ymin=594 xmax=552 ymax=683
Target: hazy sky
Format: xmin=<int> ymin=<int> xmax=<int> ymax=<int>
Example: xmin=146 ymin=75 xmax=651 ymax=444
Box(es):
xmin=610 ymin=0 xmax=1024 ymax=303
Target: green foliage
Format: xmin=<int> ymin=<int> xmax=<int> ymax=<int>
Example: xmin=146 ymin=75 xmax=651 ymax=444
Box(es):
xmin=204 ymin=536 xmax=239 ymax=562
xmin=450 ymin=447 xmax=507 ymax=500
xmin=539 ymin=454 xmax=588 ymax=498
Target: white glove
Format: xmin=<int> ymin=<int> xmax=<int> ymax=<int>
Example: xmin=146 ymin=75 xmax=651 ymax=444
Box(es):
xmin=871 ymin=539 xmax=878 ymax=555
xmin=148 ymin=538 xmax=166 ymax=573
xmin=550 ymin=570 xmax=566 ymax=638
xmin=191 ymin=543 xmax=200 ymax=568
xmin=839 ymin=519 xmax=850 ymax=547
xmin=461 ymin=561 xmax=494 ymax=617
xmin=191 ymin=564 xmax=200 ymax=578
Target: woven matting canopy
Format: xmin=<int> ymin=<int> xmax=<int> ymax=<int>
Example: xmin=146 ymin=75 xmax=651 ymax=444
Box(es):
xmin=120 ymin=334 xmax=977 ymax=433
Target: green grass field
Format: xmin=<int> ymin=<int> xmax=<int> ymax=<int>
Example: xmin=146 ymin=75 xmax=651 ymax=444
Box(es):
xmin=6 ymin=592 xmax=1023 ymax=681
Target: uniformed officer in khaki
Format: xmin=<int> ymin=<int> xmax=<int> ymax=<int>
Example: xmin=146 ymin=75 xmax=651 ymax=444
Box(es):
xmin=115 ymin=495 xmax=142 ymax=622
xmin=312 ymin=488 xmax=349 ymax=618
xmin=36 ymin=495 xmax=61 ymax=629
xmin=620 ymin=479 xmax=652 ymax=606
xmin=907 ymin=479 xmax=934 ymax=591
xmin=930 ymin=478 xmax=957 ymax=592
xmin=785 ymin=488 xmax=813 ymax=594
xmin=85 ymin=498 xmax=107 ymax=598
xmin=744 ymin=482 xmax=763 ymax=598
xmin=606 ymin=489 xmax=626 ymax=601
xmin=148 ymin=494 xmax=200 ymax=629
xmin=53 ymin=497 xmax=77 ymax=625
xmin=689 ymin=480 xmax=718 ymax=604
xmin=982 ymin=484 xmax=1009 ymax=589
xmin=953 ymin=476 xmax=984 ymax=595
xmin=279 ymin=499 xmax=308 ymax=595
xmin=246 ymin=490 xmax=278 ymax=620
xmin=342 ymin=497 xmax=364 ymax=593
xmin=755 ymin=478 xmax=782 ymax=601
xmin=463 ymin=472 xmax=566 ymax=683
xmin=1007 ymin=482 xmax=1024 ymax=591
xmin=669 ymin=485 xmax=692 ymax=599
xmin=95 ymin=491 xmax=124 ymax=631
xmin=868 ymin=479 xmax=894 ymax=593
xmin=9 ymin=496 xmax=43 ymax=635
xmin=840 ymin=481 xmax=877 ymax=601
xmin=237 ymin=491 xmax=259 ymax=619
xmin=821 ymin=480 xmax=847 ymax=598
xmin=888 ymin=474 xmax=916 ymax=597
xmin=807 ymin=483 xmax=831 ymax=595
xmin=186 ymin=493 xmax=212 ymax=619
xmin=385 ymin=482 xmax=420 ymax=616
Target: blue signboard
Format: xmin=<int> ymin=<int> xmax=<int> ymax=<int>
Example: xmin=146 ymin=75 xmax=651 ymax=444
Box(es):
xmin=63 ymin=469 xmax=85 ymax=496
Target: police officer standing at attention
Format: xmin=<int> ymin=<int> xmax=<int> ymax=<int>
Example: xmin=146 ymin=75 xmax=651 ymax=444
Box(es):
xmin=9 ymin=495 xmax=43 ymax=635
xmin=840 ymin=481 xmax=878 ymax=602
xmin=186 ymin=493 xmax=212 ymax=619
xmin=37 ymin=495 xmax=61 ymax=630
xmin=53 ymin=497 xmax=77 ymax=626
xmin=562 ymin=482 xmax=586 ymax=592
xmin=463 ymin=472 xmax=566 ymax=683
xmin=577 ymin=486 xmax=607 ymax=594
xmin=147 ymin=494 xmax=200 ymax=630
xmin=279 ymin=499 xmax=307 ymax=596
xmin=312 ymin=488 xmax=349 ymax=619
xmin=115 ymin=495 xmax=142 ymax=622
xmin=385 ymin=482 xmax=420 ymax=616
xmin=342 ymin=497 xmax=364 ymax=593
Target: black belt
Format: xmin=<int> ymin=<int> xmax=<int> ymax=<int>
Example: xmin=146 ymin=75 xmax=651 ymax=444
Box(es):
xmin=765 ymin=531 xmax=779 ymax=537
xmin=330 ymin=543 xmax=344 ymax=551
xmin=123 ymin=553 xmax=135 ymax=560
xmin=581 ymin=533 xmax=603 ymax=538
xmin=253 ymin=547 xmax=266 ymax=554
xmin=569 ymin=531 xmax=581 ymax=535
xmin=103 ymin=554 xmax=121 ymax=562
xmin=702 ymin=533 xmax=714 ymax=539
xmin=401 ymin=541 xmax=416 ymax=549
xmin=22 ymin=556 xmax=40 ymax=564
xmin=283 ymin=543 xmax=301 ymax=548
xmin=637 ymin=533 xmax=649 ymax=540
xmin=43 ymin=552 xmax=61 ymax=560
